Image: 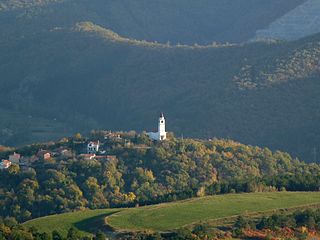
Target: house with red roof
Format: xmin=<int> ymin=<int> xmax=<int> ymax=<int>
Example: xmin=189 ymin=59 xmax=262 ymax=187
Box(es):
xmin=0 ymin=160 xmax=12 ymax=169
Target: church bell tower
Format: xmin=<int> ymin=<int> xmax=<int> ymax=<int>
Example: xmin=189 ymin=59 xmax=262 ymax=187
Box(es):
xmin=147 ymin=112 xmax=167 ymax=141
xmin=158 ymin=113 xmax=166 ymax=140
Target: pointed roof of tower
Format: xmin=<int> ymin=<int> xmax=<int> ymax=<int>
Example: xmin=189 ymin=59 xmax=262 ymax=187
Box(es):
xmin=160 ymin=112 xmax=164 ymax=118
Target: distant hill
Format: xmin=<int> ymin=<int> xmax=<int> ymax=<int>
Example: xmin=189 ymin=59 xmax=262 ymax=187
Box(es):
xmin=254 ymin=0 xmax=320 ymax=41
xmin=1 ymin=0 xmax=320 ymax=162
xmin=0 ymin=0 xmax=305 ymax=44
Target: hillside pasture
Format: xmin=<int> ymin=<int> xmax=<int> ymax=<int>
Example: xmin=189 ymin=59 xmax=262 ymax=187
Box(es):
xmin=107 ymin=192 xmax=320 ymax=231
xmin=23 ymin=209 xmax=119 ymax=236
xmin=23 ymin=192 xmax=320 ymax=235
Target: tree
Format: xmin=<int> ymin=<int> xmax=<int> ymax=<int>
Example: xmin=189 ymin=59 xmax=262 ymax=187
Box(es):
xmin=74 ymin=133 xmax=82 ymax=140
xmin=172 ymin=228 xmax=193 ymax=240
xmin=8 ymin=164 xmax=20 ymax=175
xmin=234 ymin=216 xmax=249 ymax=230
xmin=94 ymin=231 xmax=106 ymax=240
xmin=52 ymin=230 xmax=63 ymax=240
xmin=67 ymin=227 xmax=81 ymax=240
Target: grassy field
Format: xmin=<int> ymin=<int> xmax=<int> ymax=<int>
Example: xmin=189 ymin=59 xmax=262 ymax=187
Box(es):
xmin=107 ymin=192 xmax=320 ymax=231
xmin=23 ymin=192 xmax=320 ymax=235
xmin=23 ymin=209 xmax=119 ymax=236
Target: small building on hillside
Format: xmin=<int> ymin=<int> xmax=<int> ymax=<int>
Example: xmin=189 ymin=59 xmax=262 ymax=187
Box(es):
xmin=37 ymin=150 xmax=51 ymax=160
xmin=147 ymin=113 xmax=167 ymax=141
xmin=104 ymin=131 xmax=122 ymax=140
xmin=87 ymin=141 xmax=100 ymax=154
xmin=0 ymin=160 xmax=12 ymax=169
xmin=9 ymin=152 xmax=21 ymax=164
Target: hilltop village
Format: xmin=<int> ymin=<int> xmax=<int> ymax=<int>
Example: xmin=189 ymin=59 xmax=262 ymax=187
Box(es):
xmin=1 ymin=113 xmax=320 ymax=230
xmin=0 ymin=114 xmax=168 ymax=170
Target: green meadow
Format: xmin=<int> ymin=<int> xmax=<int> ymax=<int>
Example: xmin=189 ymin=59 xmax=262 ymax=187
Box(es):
xmin=107 ymin=192 xmax=320 ymax=231
xmin=24 ymin=192 xmax=320 ymax=235
xmin=23 ymin=209 xmax=118 ymax=236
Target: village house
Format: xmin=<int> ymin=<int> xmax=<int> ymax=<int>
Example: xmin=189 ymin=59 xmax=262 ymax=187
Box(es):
xmin=87 ymin=141 xmax=100 ymax=154
xmin=0 ymin=160 xmax=12 ymax=169
xmin=37 ymin=150 xmax=51 ymax=160
xmin=43 ymin=152 xmax=51 ymax=160
xmin=104 ymin=131 xmax=122 ymax=140
xmin=9 ymin=152 xmax=21 ymax=164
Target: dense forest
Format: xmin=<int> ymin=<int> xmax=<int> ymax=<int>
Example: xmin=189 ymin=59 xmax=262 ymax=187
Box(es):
xmin=1 ymin=133 xmax=320 ymax=223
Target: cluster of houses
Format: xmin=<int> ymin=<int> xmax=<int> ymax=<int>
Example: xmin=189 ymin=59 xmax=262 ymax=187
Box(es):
xmin=0 ymin=141 xmax=116 ymax=170
xmin=0 ymin=148 xmax=70 ymax=170
xmin=0 ymin=113 xmax=168 ymax=170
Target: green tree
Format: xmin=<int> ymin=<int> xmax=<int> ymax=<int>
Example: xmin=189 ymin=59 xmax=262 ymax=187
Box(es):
xmin=67 ymin=227 xmax=81 ymax=240
xmin=93 ymin=231 xmax=106 ymax=240
xmin=52 ymin=230 xmax=63 ymax=240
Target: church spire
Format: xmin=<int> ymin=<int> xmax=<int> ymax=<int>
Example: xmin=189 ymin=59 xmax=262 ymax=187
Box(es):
xmin=147 ymin=113 xmax=167 ymax=141
xmin=158 ymin=113 xmax=166 ymax=140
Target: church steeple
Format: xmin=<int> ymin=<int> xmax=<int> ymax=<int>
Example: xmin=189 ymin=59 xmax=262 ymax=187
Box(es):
xmin=158 ymin=112 xmax=166 ymax=137
xmin=147 ymin=113 xmax=167 ymax=141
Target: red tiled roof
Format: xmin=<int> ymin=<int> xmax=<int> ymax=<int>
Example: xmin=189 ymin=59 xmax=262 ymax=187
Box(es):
xmin=1 ymin=160 xmax=12 ymax=168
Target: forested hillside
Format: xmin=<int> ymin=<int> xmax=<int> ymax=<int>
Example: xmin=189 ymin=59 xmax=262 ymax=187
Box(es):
xmin=1 ymin=0 xmax=320 ymax=162
xmin=1 ymin=134 xmax=320 ymax=222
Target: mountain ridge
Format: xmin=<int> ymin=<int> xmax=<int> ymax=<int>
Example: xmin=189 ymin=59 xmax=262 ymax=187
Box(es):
xmin=74 ymin=21 xmax=237 ymax=49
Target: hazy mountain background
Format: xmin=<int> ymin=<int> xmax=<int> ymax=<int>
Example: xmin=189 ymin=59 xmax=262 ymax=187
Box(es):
xmin=1 ymin=0 xmax=320 ymax=162
xmin=254 ymin=0 xmax=320 ymax=41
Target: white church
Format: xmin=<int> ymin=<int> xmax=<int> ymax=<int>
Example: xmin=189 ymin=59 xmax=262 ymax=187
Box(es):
xmin=147 ymin=113 xmax=167 ymax=141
